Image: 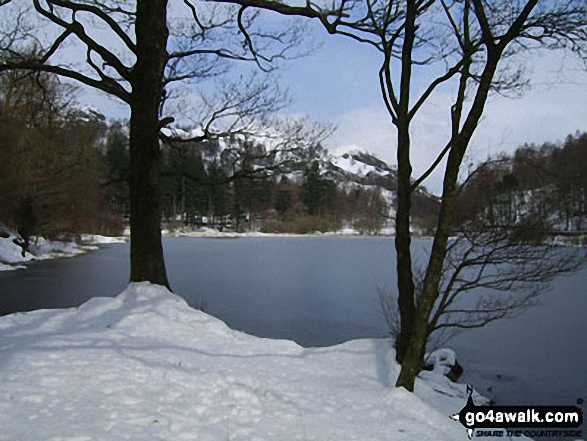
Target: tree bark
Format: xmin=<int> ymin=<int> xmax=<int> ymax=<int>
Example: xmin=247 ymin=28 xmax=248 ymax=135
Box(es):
xmin=393 ymin=0 xmax=417 ymax=364
xmin=395 ymin=51 xmax=501 ymax=391
xmin=395 ymin=148 xmax=461 ymax=390
xmin=394 ymin=121 xmax=415 ymax=363
xmin=128 ymin=0 xmax=170 ymax=288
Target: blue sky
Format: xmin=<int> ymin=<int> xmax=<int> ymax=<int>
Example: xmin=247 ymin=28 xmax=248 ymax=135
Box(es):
xmin=275 ymin=20 xmax=587 ymax=194
xmin=76 ymin=8 xmax=587 ymax=195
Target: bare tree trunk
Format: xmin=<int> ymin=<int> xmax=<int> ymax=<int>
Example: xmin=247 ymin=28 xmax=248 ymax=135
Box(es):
xmin=396 ymin=52 xmax=501 ymax=391
xmin=128 ymin=0 xmax=170 ymax=288
xmin=394 ymin=0 xmax=416 ymax=364
xmin=394 ymin=121 xmax=415 ymax=363
xmin=395 ymin=150 xmax=461 ymax=389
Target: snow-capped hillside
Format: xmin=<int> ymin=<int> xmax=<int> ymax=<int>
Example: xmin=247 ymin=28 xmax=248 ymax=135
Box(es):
xmin=328 ymin=150 xmax=438 ymax=201
xmin=161 ymin=118 xmax=325 ymax=176
xmin=161 ymin=121 xmax=436 ymax=210
xmin=326 ymin=149 xmax=440 ymax=226
xmin=328 ymin=150 xmax=399 ymax=189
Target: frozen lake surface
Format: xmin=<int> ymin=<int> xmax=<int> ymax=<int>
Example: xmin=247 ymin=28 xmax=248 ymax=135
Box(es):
xmin=1 ymin=236 xmax=584 ymax=407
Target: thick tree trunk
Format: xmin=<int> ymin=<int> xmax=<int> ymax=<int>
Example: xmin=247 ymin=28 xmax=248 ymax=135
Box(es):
xmin=393 ymin=0 xmax=417 ymax=365
xmin=128 ymin=0 xmax=170 ymax=288
xmin=394 ymin=122 xmax=415 ymax=364
xmin=395 ymin=150 xmax=461 ymax=390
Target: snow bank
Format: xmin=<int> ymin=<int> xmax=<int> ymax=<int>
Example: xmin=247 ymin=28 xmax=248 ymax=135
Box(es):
xmin=28 ymin=236 xmax=90 ymax=259
xmin=80 ymin=234 xmax=127 ymax=245
xmin=426 ymin=348 xmax=458 ymax=377
xmin=0 ymin=229 xmax=34 ymax=265
xmin=164 ymin=227 xmax=240 ymax=238
xmin=0 ymin=228 xmax=127 ymax=271
xmin=0 ymin=283 xmax=478 ymax=440
xmin=0 ymin=262 xmax=26 ymax=271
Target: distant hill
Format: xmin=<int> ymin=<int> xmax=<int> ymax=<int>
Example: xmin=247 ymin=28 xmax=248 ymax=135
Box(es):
xmin=111 ymin=124 xmax=442 ymax=234
xmin=325 ymin=150 xmax=440 ymax=230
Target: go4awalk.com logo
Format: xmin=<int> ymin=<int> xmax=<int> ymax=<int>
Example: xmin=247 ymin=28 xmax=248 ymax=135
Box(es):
xmin=451 ymin=386 xmax=583 ymax=439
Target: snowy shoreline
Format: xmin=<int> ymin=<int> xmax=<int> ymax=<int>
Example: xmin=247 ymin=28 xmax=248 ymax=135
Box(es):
xmin=0 ymin=282 xmax=494 ymax=440
xmin=0 ymin=228 xmax=127 ymax=272
xmin=162 ymin=226 xmax=398 ymax=239
xmin=3 ymin=225 xmax=582 ymax=273
xmin=163 ymin=226 xmax=587 ymax=244
xmin=0 ymin=225 xmax=418 ymax=272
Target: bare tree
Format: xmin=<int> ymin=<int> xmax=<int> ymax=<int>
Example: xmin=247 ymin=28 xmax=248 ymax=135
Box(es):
xmin=379 ymin=223 xmax=585 ymax=353
xmin=429 ymin=227 xmax=584 ymax=330
xmin=161 ymin=113 xmax=333 ymax=186
xmin=0 ymin=68 xmax=117 ymax=242
xmin=216 ymin=0 xmax=587 ymax=390
xmin=394 ymin=0 xmax=586 ymax=392
xmin=0 ymin=0 xmax=307 ymax=288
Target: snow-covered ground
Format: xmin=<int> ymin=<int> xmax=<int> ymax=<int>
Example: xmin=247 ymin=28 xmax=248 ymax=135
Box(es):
xmin=0 ymin=282 xmax=485 ymax=440
xmin=0 ymin=230 xmax=35 ymax=269
xmin=80 ymin=234 xmax=128 ymax=245
xmin=0 ymin=227 xmax=126 ymax=271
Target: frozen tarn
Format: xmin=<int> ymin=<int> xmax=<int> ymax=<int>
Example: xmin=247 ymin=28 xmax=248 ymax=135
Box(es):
xmin=0 ymin=282 xmax=488 ymax=440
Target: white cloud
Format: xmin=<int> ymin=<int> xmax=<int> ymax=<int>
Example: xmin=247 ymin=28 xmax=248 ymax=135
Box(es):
xmin=327 ymin=103 xmax=396 ymax=159
xmin=471 ymin=82 xmax=587 ymax=156
xmin=326 ymin=99 xmax=453 ymax=194
xmin=324 ymin=51 xmax=587 ymax=195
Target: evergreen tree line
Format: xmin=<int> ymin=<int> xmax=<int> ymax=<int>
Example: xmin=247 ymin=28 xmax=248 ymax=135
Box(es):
xmin=456 ymin=132 xmax=587 ymax=239
xmin=158 ymin=140 xmax=391 ymax=234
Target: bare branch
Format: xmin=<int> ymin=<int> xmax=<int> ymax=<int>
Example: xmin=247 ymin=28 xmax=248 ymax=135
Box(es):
xmin=471 ymin=0 xmax=496 ymax=49
xmin=182 ymin=0 xmax=209 ymax=33
xmin=0 ymin=59 xmax=131 ymax=103
xmin=214 ymin=0 xmax=333 ymax=20
xmin=411 ymin=141 xmax=451 ymax=191
xmin=31 ymin=0 xmax=132 ymax=81
xmin=39 ymin=28 xmax=74 ymax=64
xmin=48 ymin=0 xmax=137 ymax=54
xmin=378 ymin=61 xmax=398 ymax=123
xmin=237 ymin=6 xmax=274 ymax=72
xmin=426 ymin=227 xmax=585 ymax=336
xmin=408 ymin=58 xmax=467 ymax=121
